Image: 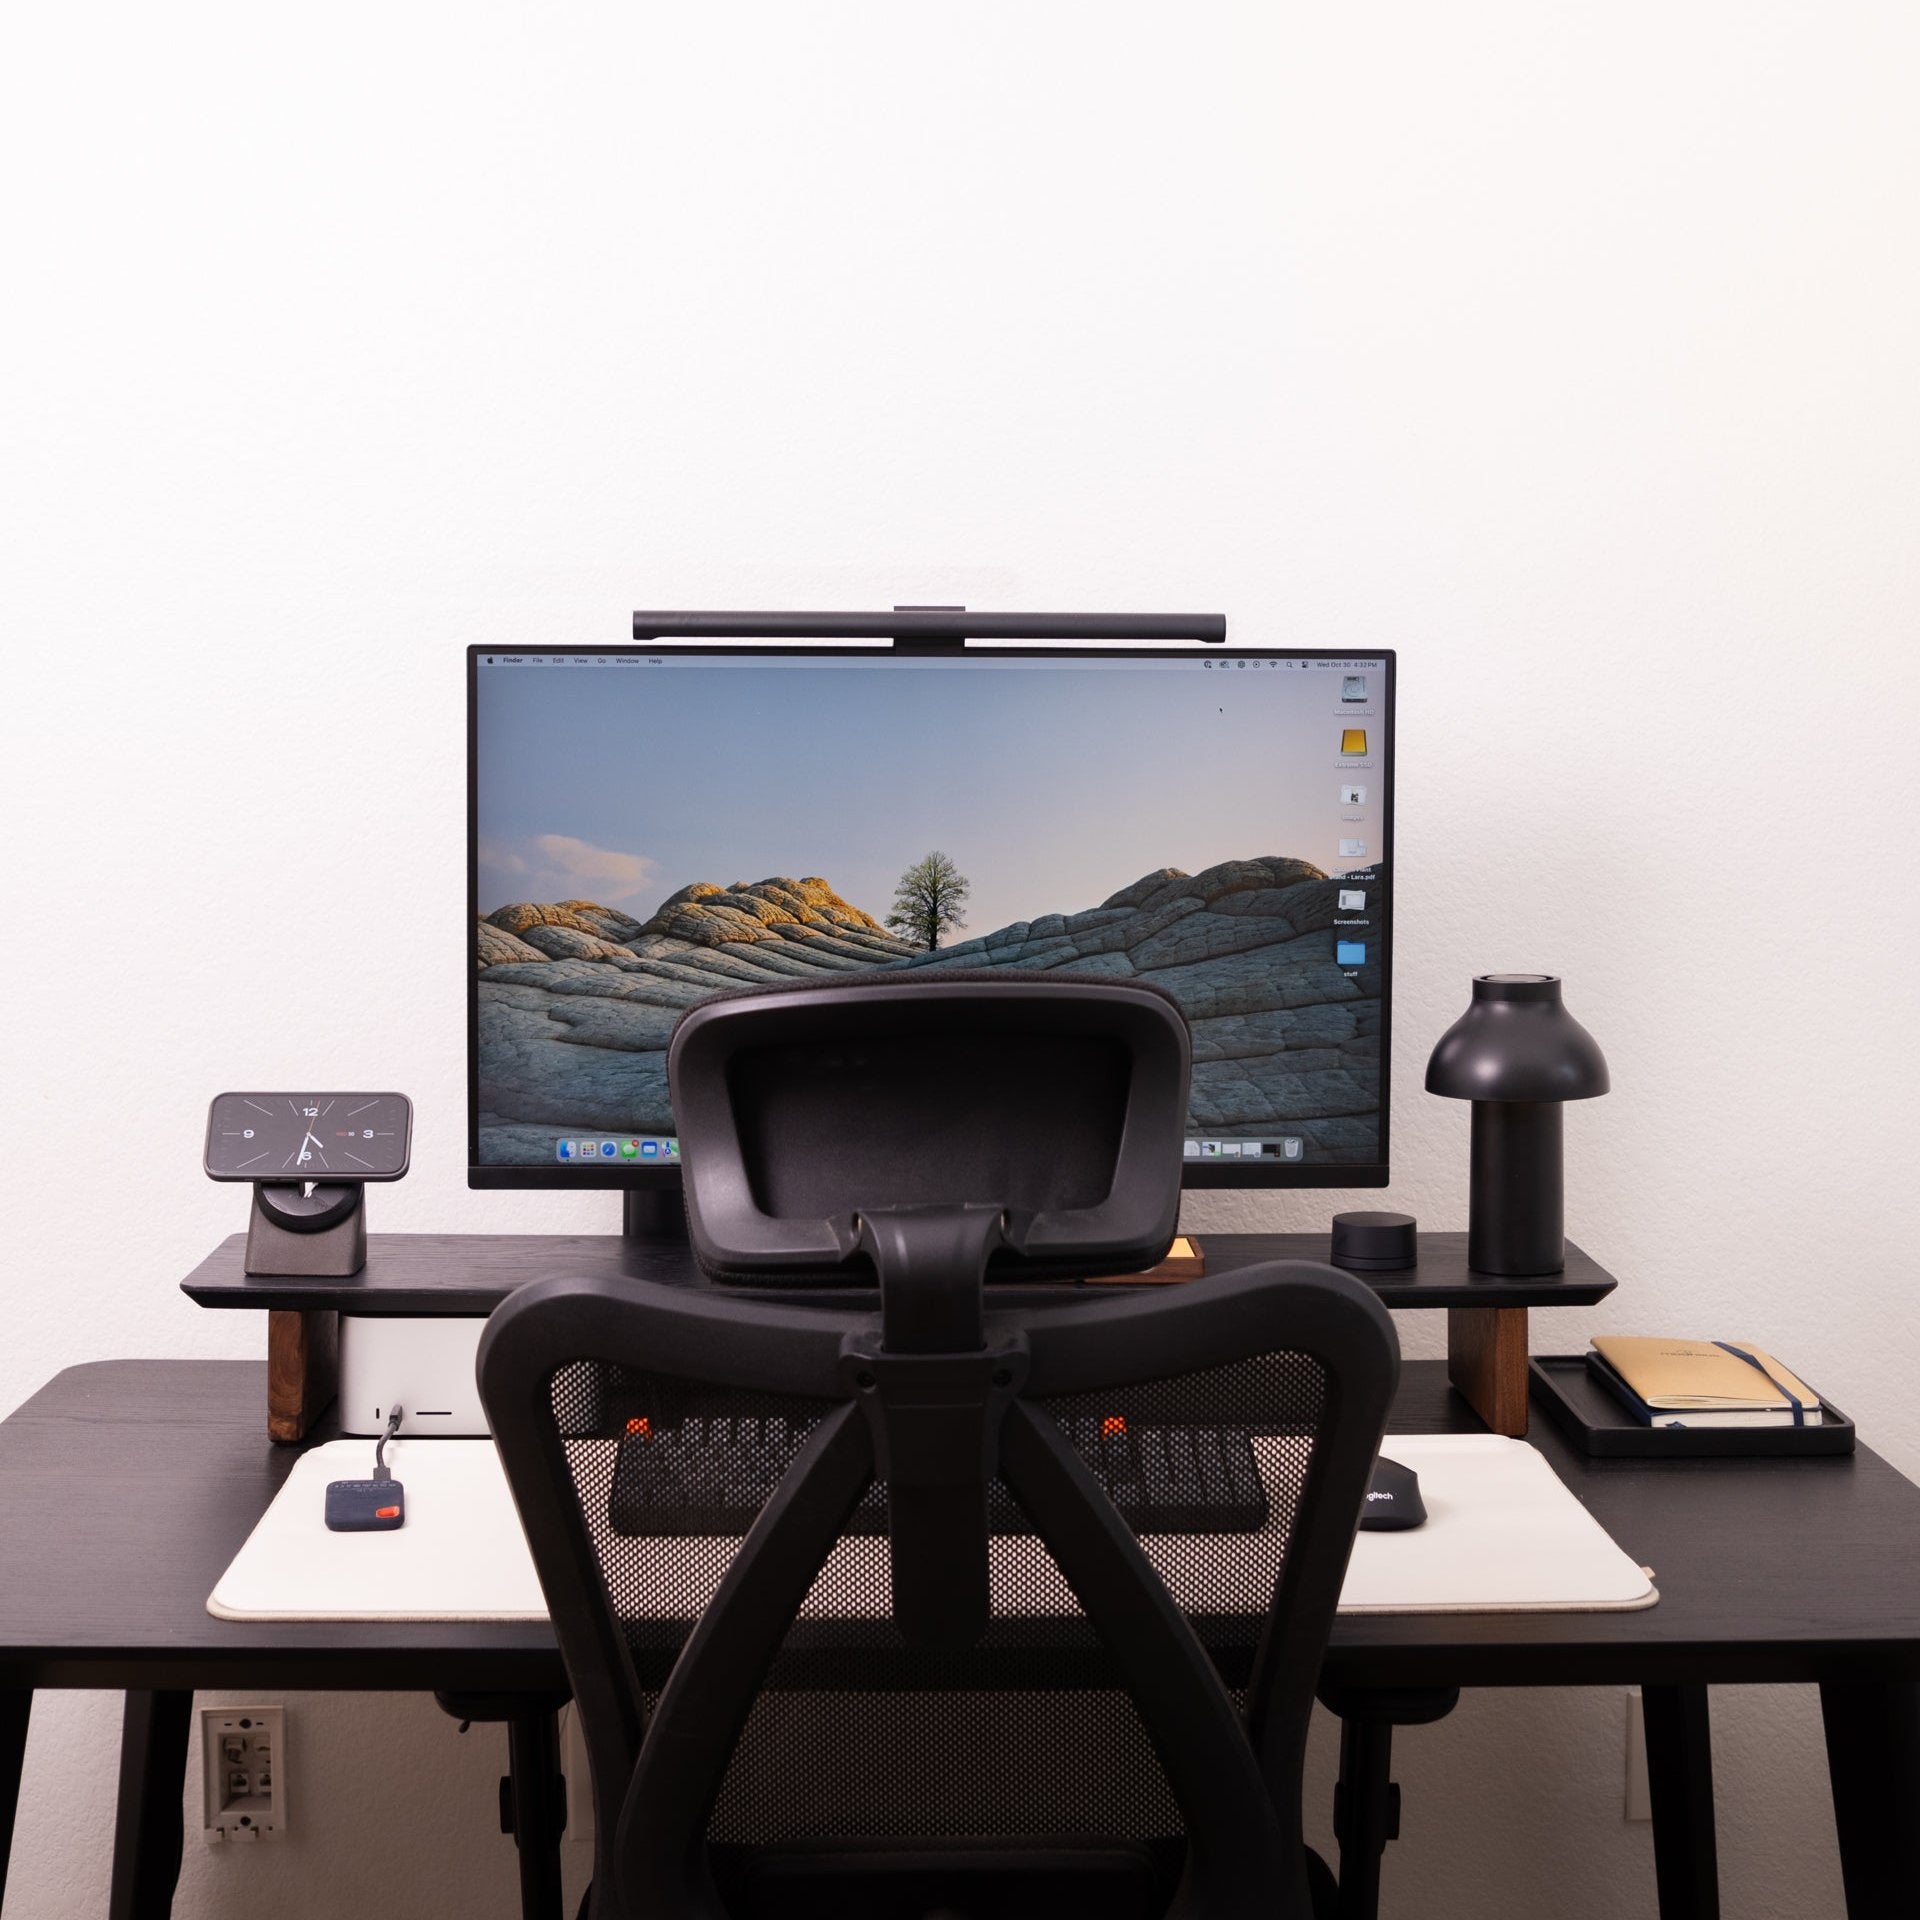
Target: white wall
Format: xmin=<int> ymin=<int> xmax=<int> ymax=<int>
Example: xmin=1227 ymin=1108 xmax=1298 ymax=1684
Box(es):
xmin=4 ymin=3 xmax=1917 ymax=1914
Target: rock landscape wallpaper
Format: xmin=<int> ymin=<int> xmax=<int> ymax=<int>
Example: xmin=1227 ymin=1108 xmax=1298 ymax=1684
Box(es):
xmin=473 ymin=655 xmax=1385 ymax=1164
xmin=477 ymin=855 xmax=1384 ymax=1162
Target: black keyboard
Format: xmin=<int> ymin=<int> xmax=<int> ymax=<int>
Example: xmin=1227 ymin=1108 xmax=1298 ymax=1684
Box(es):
xmin=607 ymin=1414 xmax=1269 ymax=1538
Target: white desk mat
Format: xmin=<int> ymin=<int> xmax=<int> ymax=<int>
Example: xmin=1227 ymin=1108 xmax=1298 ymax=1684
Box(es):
xmin=208 ymin=1432 xmax=1655 ymax=1624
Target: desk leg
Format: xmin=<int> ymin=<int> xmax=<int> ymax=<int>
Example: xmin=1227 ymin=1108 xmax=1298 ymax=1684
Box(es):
xmin=109 ymin=1690 xmax=193 ymax=1920
xmin=1820 ymin=1681 xmax=1920 ymax=1918
xmin=1643 ymin=1685 xmax=1718 ymax=1920
xmin=0 ymin=1688 xmax=30 ymax=1910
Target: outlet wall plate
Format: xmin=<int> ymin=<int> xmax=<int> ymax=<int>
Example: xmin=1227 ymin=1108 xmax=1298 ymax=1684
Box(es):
xmin=201 ymin=1705 xmax=286 ymax=1841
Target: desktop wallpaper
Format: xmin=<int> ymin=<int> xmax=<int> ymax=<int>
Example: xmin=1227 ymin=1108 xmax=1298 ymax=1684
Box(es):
xmin=473 ymin=654 xmax=1387 ymax=1165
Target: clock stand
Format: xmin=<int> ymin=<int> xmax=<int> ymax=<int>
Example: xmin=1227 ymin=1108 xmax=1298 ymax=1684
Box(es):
xmin=245 ymin=1182 xmax=369 ymax=1278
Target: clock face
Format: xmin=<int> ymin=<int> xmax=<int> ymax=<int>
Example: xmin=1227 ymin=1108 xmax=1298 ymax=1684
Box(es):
xmin=205 ymin=1093 xmax=412 ymax=1182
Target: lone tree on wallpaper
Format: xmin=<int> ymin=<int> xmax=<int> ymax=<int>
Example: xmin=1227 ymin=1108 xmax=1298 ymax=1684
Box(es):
xmin=886 ymin=851 xmax=971 ymax=951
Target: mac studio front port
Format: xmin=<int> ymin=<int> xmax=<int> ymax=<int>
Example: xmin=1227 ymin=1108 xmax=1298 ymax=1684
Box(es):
xmin=336 ymin=1317 xmax=489 ymax=1436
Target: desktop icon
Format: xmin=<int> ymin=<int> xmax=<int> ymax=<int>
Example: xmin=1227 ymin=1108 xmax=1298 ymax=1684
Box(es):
xmin=1336 ymin=940 xmax=1367 ymax=967
xmin=1338 ymin=839 xmax=1367 ymax=858
xmin=1337 ymin=889 xmax=1367 ymax=911
xmin=1340 ymin=728 xmax=1368 ymax=755
xmin=1342 ymin=676 xmax=1367 ymax=702
xmin=1340 ymin=784 xmax=1366 ymax=806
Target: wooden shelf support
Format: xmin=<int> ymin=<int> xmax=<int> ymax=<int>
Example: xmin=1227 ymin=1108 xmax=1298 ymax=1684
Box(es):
xmin=1447 ymin=1306 xmax=1529 ymax=1436
xmin=266 ymin=1309 xmax=338 ymax=1445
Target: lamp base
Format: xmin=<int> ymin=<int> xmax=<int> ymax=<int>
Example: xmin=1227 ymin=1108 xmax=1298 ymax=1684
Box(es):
xmin=1467 ymin=1102 xmax=1564 ymax=1276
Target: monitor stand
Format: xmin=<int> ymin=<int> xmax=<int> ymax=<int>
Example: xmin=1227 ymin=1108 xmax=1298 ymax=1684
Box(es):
xmin=622 ymin=1188 xmax=689 ymax=1246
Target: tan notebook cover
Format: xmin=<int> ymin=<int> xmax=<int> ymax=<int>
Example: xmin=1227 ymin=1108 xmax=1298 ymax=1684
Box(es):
xmin=1590 ymin=1336 xmax=1818 ymax=1411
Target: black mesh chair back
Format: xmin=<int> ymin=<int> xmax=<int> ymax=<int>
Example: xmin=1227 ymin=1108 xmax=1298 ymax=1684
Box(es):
xmin=479 ymin=977 xmax=1397 ymax=1920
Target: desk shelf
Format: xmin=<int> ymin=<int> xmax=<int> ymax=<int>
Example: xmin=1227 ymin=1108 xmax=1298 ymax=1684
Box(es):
xmin=181 ymin=1229 xmax=1616 ymax=1316
xmin=181 ymin=1230 xmax=1616 ymax=1442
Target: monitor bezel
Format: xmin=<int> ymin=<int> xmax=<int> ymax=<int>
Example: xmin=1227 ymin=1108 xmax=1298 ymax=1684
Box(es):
xmin=468 ymin=641 xmax=1394 ymax=1191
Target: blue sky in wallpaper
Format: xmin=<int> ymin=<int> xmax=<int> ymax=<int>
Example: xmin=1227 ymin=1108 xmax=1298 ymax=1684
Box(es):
xmin=475 ymin=654 xmax=1382 ymax=936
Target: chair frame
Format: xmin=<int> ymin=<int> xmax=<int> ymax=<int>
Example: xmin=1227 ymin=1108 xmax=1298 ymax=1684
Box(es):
xmin=480 ymin=1261 xmax=1396 ymax=1920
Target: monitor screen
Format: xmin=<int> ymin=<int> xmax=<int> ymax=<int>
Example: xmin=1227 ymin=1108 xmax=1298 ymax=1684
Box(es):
xmin=469 ymin=645 xmax=1393 ymax=1188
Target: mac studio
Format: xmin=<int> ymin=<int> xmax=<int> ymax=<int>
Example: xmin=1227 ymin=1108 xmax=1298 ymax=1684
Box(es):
xmin=2 ymin=7 xmax=1916 ymax=1920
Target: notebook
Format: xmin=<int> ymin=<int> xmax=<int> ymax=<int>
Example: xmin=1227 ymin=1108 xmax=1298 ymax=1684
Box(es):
xmin=1588 ymin=1336 xmax=1823 ymax=1428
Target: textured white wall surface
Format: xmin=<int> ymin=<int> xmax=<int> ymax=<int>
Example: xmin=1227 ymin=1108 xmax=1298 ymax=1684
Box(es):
xmin=3 ymin=4 xmax=1918 ymax=1915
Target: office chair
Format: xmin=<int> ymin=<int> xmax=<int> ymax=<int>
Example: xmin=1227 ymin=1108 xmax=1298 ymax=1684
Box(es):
xmin=480 ymin=973 xmax=1398 ymax=1920
xmin=429 ymin=1686 xmax=572 ymax=1920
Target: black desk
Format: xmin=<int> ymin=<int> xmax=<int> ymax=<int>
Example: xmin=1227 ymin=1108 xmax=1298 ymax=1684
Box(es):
xmin=4 ymin=1360 xmax=1919 ymax=1918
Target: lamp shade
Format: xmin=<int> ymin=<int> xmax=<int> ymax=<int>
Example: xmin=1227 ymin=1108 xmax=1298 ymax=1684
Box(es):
xmin=1425 ymin=975 xmax=1609 ymax=1104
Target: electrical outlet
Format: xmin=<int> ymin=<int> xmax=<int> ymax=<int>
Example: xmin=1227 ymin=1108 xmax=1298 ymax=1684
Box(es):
xmin=201 ymin=1706 xmax=287 ymax=1842
xmin=1623 ymin=1688 xmax=1651 ymax=1822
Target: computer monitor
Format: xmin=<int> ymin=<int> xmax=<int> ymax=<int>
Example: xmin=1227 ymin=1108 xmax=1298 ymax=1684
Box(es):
xmin=468 ymin=634 xmax=1393 ymax=1196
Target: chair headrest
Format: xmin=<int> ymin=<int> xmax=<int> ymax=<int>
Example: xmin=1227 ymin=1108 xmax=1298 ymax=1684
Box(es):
xmin=667 ymin=971 xmax=1192 ymax=1283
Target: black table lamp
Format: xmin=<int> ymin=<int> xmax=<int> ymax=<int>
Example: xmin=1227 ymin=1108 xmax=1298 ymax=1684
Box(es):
xmin=1424 ymin=974 xmax=1610 ymax=1276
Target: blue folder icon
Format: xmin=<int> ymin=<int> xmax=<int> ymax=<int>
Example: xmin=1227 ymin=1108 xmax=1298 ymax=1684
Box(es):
xmin=1336 ymin=940 xmax=1367 ymax=967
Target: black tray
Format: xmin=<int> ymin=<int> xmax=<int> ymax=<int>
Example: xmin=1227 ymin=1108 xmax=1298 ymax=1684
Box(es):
xmin=1529 ymin=1355 xmax=1856 ymax=1458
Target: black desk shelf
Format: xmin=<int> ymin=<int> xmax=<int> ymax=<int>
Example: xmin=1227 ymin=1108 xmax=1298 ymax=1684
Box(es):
xmin=181 ymin=1230 xmax=1616 ymax=1444
xmin=180 ymin=1229 xmax=1617 ymax=1316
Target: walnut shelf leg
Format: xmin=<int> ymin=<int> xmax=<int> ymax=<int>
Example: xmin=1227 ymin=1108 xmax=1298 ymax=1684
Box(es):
xmin=1447 ymin=1306 xmax=1529 ymax=1436
xmin=267 ymin=1308 xmax=338 ymax=1444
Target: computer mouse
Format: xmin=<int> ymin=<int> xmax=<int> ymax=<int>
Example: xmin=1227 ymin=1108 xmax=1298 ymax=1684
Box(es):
xmin=1359 ymin=1454 xmax=1426 ymax=1531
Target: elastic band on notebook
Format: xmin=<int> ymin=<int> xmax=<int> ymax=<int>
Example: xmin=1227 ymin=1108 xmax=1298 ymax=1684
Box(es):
xmin=1711 ymin=1342 xmax=1807 ymax=1427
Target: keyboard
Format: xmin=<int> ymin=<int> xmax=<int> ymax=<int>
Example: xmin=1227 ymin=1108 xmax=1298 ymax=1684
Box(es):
xmin=607 ymin=1413 xmax=1269 ymax=1538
